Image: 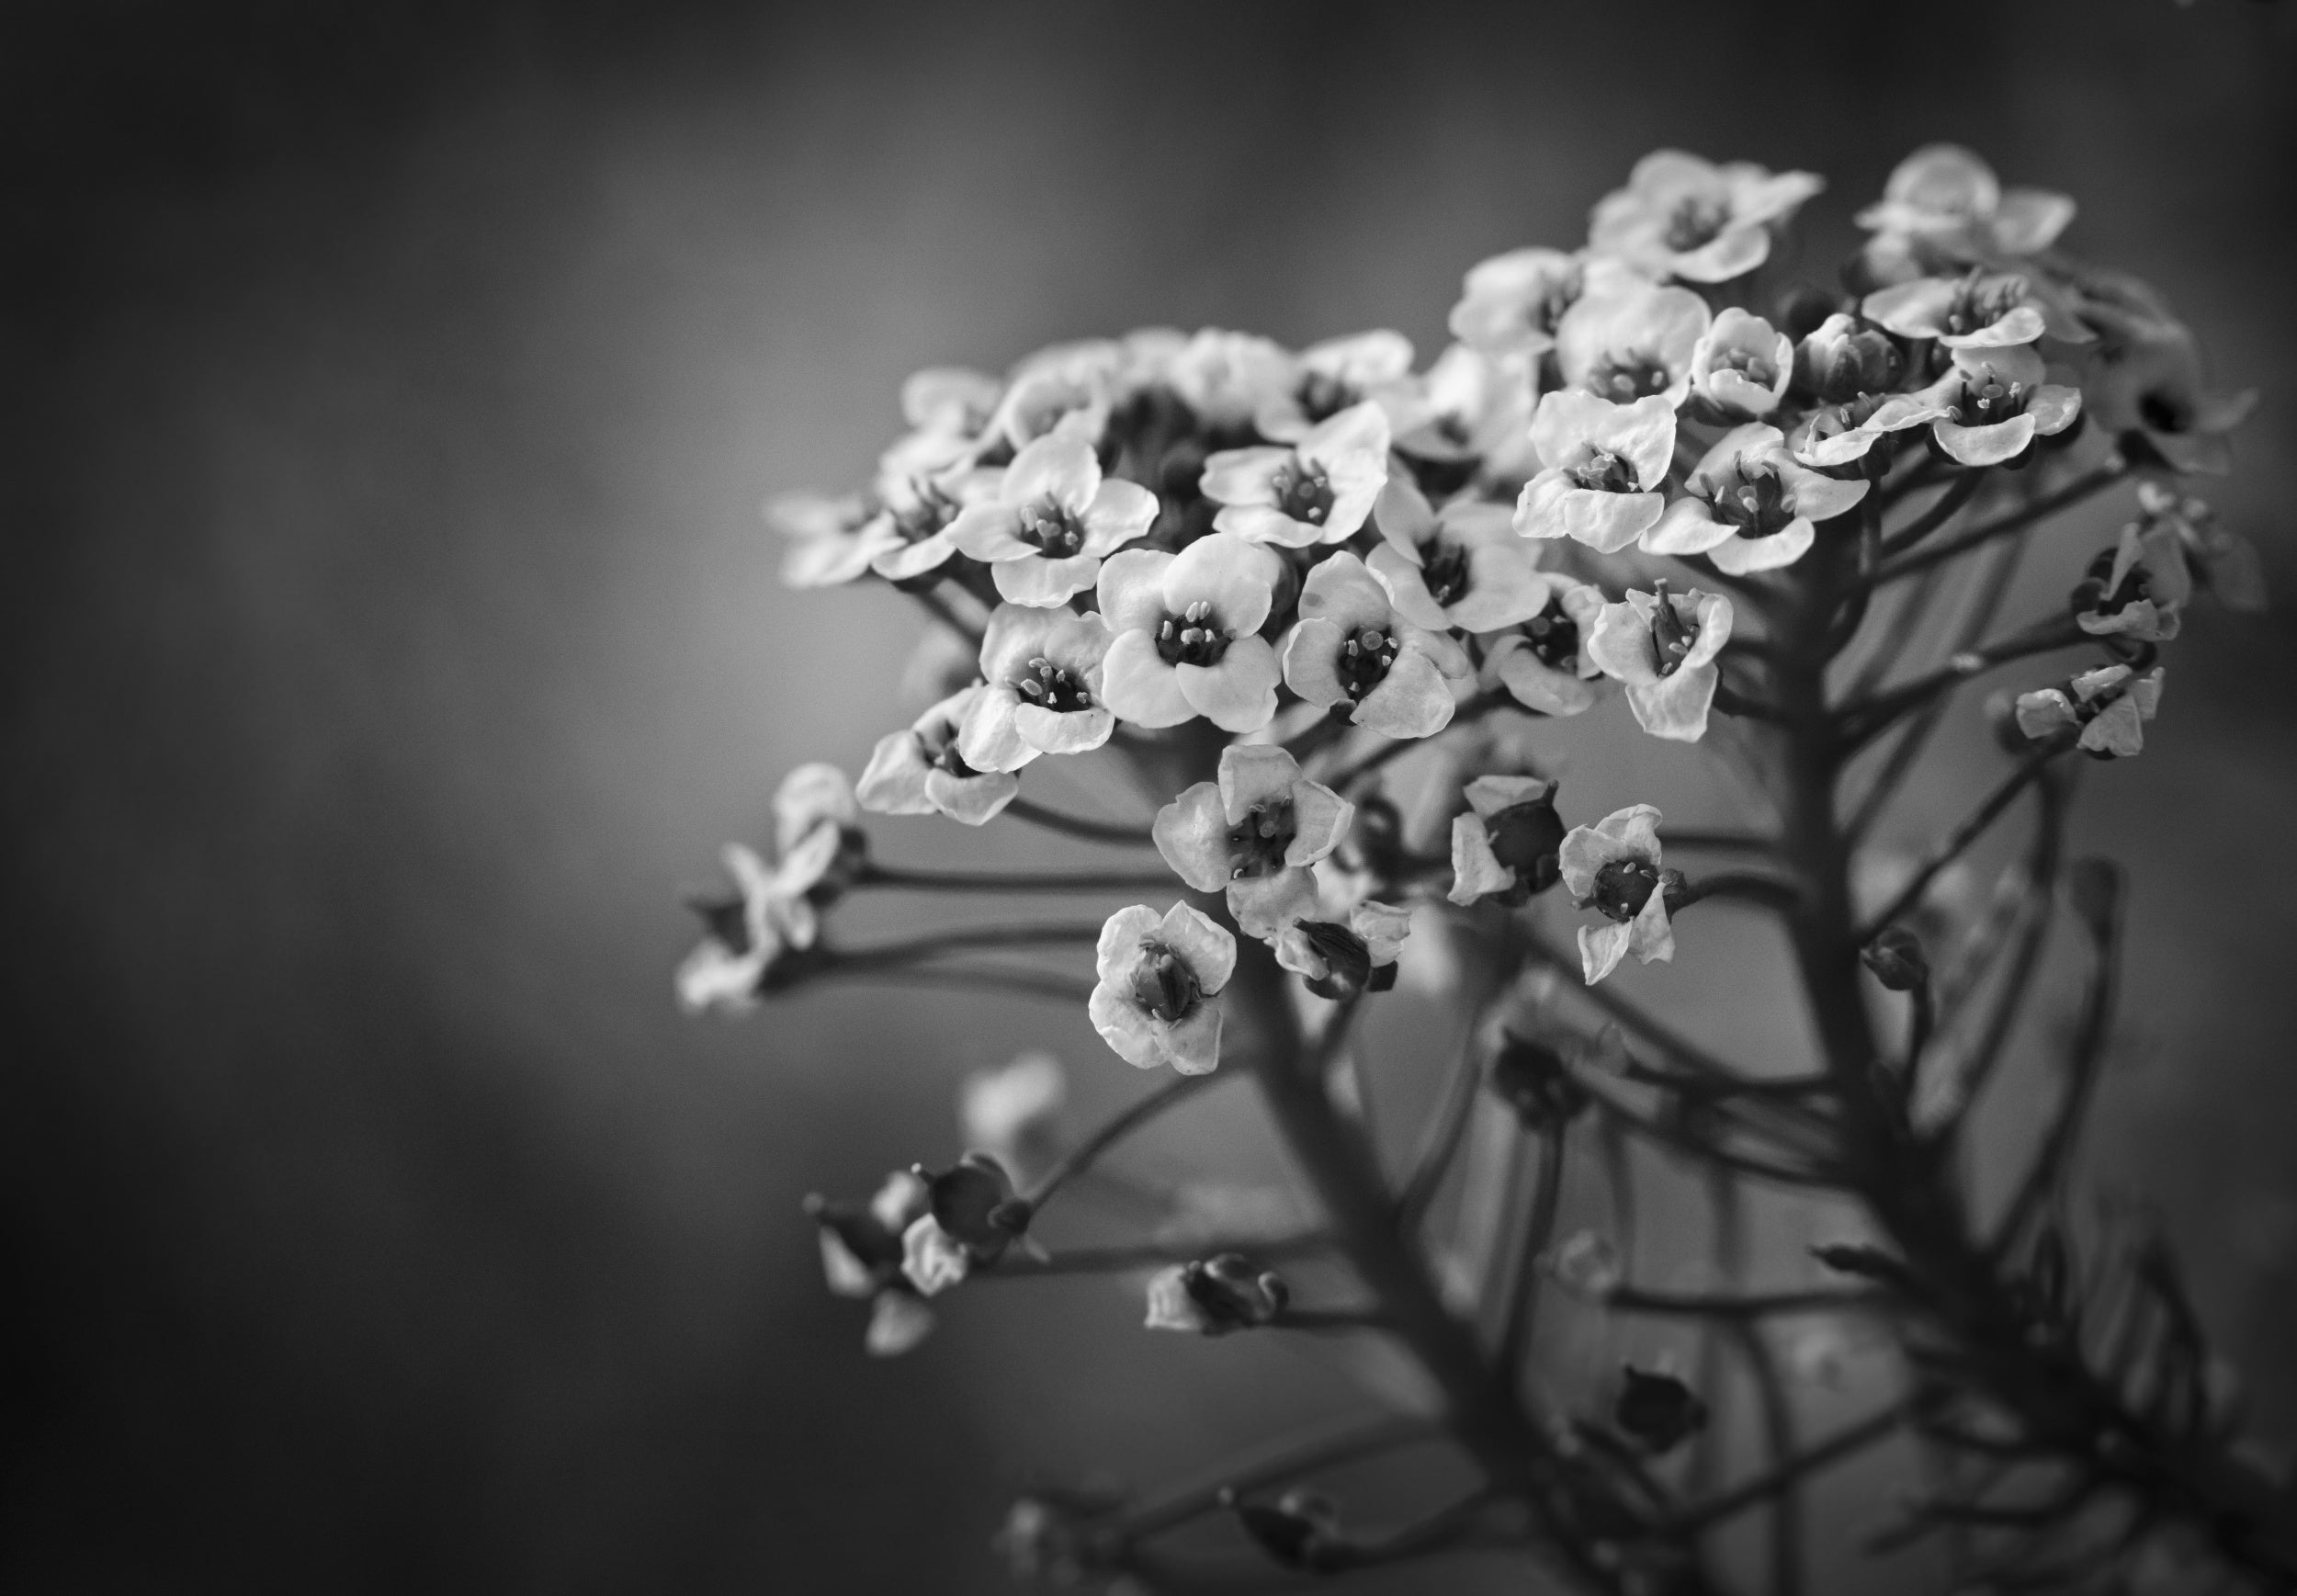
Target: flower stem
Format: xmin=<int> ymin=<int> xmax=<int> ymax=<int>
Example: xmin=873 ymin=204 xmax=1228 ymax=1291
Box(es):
xmin=1868 ymin=461 xmax=2127 ymax=588
xmin=858 ymin=863 xmax=1176 ymax=893
xmin=1002 ymin=794 xmax=1159 ymax=846
xmin=1022 ymin=1070 xmax=1230 ymax=1210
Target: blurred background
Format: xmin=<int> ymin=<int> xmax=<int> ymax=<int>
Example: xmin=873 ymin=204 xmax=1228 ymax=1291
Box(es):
xmin=4 ymin=2 xmax=2293 ymax=1590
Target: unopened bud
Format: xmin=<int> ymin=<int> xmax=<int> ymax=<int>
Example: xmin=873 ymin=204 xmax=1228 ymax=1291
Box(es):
xmin=1861 ymin=926 xmax=1929 ymax=991
xmin=1613 ymin=1366 xmax=1708 ymax=1455
xmin=1798 ymin=312 xmax=1904 ymax=404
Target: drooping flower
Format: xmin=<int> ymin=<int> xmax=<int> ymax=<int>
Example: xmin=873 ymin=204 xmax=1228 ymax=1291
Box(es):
xmin=1515 ymin=391 xmax=1674 ymax=553
xmin=1365 ymin=479 xmax=1551 ymax=634
xmin=1253 ymin=331 xmax=1415 ymax=442
xmin=1554 ymin=279 xmax=1713 ymax=406
xmin=1152 ymin=744 xmax=1352 ymax=939
xmin=1685 ymin=307 xmax=1794 ymax=421
xmin=900 ymin=1153 xmax=1032 ymax=1296
xmin=1586 ymin=584 xmax=1735 ymax=742
xmin=2014 ymin=664 xmax=2166 ymax=759
xmin=1861 ymin=267 xmax=2069 ymax=350
xmin=1167 ymin=328 xmax=1295 ymax=430
xmin=1644 ymin=423 xmax=1871 ymax=574
xmin=1201 ymin=401 xmax=1391 ymax=547
xmin=675 ymin=837 xmax=831 ymax=1013
xmin=1856 ymin=143 xmax=2077 ymax=260
xmin=1558 ymin=804 xmax=1683 ymax=984
xmin=1588 ymin=151 xmax=1824 ymax=284
xmin=1273 ymin=899 xmax=1413 ymax=1001
xmin=1449 ymin=248 xmax=1643 ymax=357
xmin=805 ymin=1170 xmax=937 ymax=1356
xmin=1480 ymin=580 xmax=1609 ymax=718
xmin=1281 ymin=551 xmax=1471 ymax=740
xmin=955 ymin=605 xmax=1115 ymax=772
xmin=2075 ymin=269 xmax=2257 ymax=477
xmin=774 ymin=762 xmax=861 ymax=855
xmin=945 ymin=434 xmax=1158 ymax=606
xmin=1143 ymin=1254 xmax=1290 ymax=1334
xmin=1096 ymin=532 xmax=1284 ymax=732
xmin=2133 ymin=483 xmax=2265 ymax=612
xmin=1448 ymin=775 xmax=1566 ymax=906
xmin=1088 ymin=903 xmax=1238 ymax=1075
xmin=1916 ymin=345 xmax=2083 ymax=468
xmin=857 ymin=685 xmax=1022 ymax=825
xmin=1389 ymin=343 xmax=1542 ymax=487
xmin=2070 ymin=519 xmax=2192 ymax=642
xmin=960 ymin=1051 xmax=1066 ymax=1183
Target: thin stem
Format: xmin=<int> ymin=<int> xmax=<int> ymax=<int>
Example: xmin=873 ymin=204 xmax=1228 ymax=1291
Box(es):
xmin=822 ymin=963 xmax=1094 ymax=1006
xmin=1675 ymin=871 xmax=1803 ymax=912
xmin=1667 ymin=1402 xmax=1911 ymax=1534
xmin=1003 ymin=794 xmax=1159 ymax=847
xmin=1664 ymin=829 xmax=1780 ymax=855
xmin=1498 ymin=1127 xmax=1567 ymax=1378
xmin=1114 ymin=1412 xmax=1445 ymax=1543
xmin=1855 ymin=735 xmax=2074 ymax=943
xmin=1024 ymin=1070 xmax=1231 ymax=1208
xmin=986 ymin=1230 xmax=1330 ymax=1279
xmin=1395 ymin=1040 xmax=1486 ymax=1232
xmin=1731 ymin=1321 xmax=1805 ymax=1596
xmin=859 ymin=862 xmax=1177 ymax=893
xmin=1600 ymin=1285 xmax=1884 ymax=1320
xmin=827 ymin=922 xmax=1108 ymax=968
xmin=1837 ymin=618 xmax=2085 ymax=748
xmin=908 ymin=579 xmax=984 ymax=644
xmin=1868 ymin=462 xmax=2128 ymax=588
xmin=1880 ymin=469 xmax=1985 ymax=557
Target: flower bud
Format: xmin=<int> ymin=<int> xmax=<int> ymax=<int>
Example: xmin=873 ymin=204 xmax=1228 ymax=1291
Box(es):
xmin=1861 ymin=926 xmax=1929 ymax=991
xmin=920 ymin=1153 xmax=1029 ymax=1251
xmin=1489 ymin=1031 xmax=1589 ymax=1128
xmin=1613 ymin=1366 xmax=1709 ymax=1455
xmin=1796 ymin=312 xmax=1904 ymax=404
xmin=1483 ymin=787 xmax=1567 ymax=898
xmin=1143 ymin=1253 xmax=1290 ymax=1335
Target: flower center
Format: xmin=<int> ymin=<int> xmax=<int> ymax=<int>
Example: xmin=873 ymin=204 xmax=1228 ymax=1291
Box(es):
xmin=1715 ymin=345 xmax=1776 ymax=387
xmin=893 ymin=480 xmax=962 ymax=542
xmin=1294 ymin=371 xmax=1355 ymax=424
xmin=921 ymin=716 xmax=980 ymax=778
xmin=1012 ymin=655 xmax=1092 ymax=713
xmin=1224 ymin=799 xmax=1297 ymax=878
xmin=1487 ymin=798 xmax=1566 ymax=887
xmin=1942 ymin=273 xmax=2028 ymax=338
xmin=1335 ymin=627 xmax=1400 ymax=700
xmin=1646 ymin=580 xmax=1701 ymax=678
xmin=1129 ymin=942 xmax=1203 ymax=1023
xmin=1590 ymin=857 xmax=1662 ymax=922
xmin=1568 ymin=448 xmax=1642 ymax=494
xmin=1019 ymin=499 xmax=1088 ymax=558
xmin=1664 ymin=195 xmax=1731 ymax=253
xmin=1711 ymin=463 xmax=1797 ymax=536
xmin=1519 ymin=594 xmax=1580 ymax=669
xmin=1586 ymin=353 xmax=1673 ymax=403
xmin=2138 ymin=389 xmax=2192 ymax=434
xmin=1155 ymin=601 xmax=1231 ymax=667
xmin=1272 ymin=460 xmax=1336 ymax=526
xmin=1952 ymin=373 xmax=2029 ymax=427
xmin=1418 ymin=538 xmax=1472 ymax=608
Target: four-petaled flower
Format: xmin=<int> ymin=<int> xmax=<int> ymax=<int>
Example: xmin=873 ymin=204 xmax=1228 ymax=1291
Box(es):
xmin=1449 ymin=248 xmax=1638 ymax=357
xmin=806 ymin=1170 xmax=937 ymax=1356
xmin=1915 ymin=345 xmax=2082 ymax=469
xmin=946 ymin=434 xmax=1158 ymax=606
xmin=1282 ymin=551 xmax=1471 ymax=740
xmin=2133 ymin=483 xmax=2266 ymax=613
xmin=1587 ymin=584 xmax=1735 ymax=742
xmin=1366 ymin=480 xmax=1552 ymax=634
xmin=1555 ymin=279 xmax=1713 ymax=407
xmin=1449 ymin=775 xmax=1567 ymax=906
xmin=2076 ymin=269 xmax=2257 ymax=477
xmin=857 ymin=685 xmax=1022 ymax=825
xmin=1390 ymin=343 xmax=1542 ymax=486
xmin=1794 ymin=312 xmax=1907 ymax=407
xmin=1645 ymin=423 xmax=1870 ymax=574
xmin=1097 ymin=532 xmax=1285 ymax=732
xmin=1558 ymin=804 xmax=1683 ymax=985
xmin=1089 ymin=903 xmax=1238 ymax=1075
xmin=1201 ymin=401 xmax=1391 ymax=547
xmin=1254 ymin=331 xmax=1416 ymax=442
xmin=677 ymin=764 xmax=859 ymax=1013
xmin=1861 ymin=268 xmax=2065 ymax=350
xmin=1515 ymin=391 xmax=1675 ymax=553
xmin=1686 ymin=308 xmax=1794 ymax=421
xmin=900 ymin=1153 xmax=1032 ymax=1297
xmin=1273 ymin=899 xmax=1413 ymax=1002
xmin=1856 ymin=143 xmax=2076 ymax=261
xmin=1167 ymin=328 xmax=1295 ymax=429
xmin=2015 ymin=664 xmax=2166 ymax=759
xmin=957 ymin=605 xmax=1117 ymax=771
xmin=771 ymin=491 xmax=885 ymax=590
xmin=1153 ymin=745 xmax=1353 ymax=939
xmin=1589 ymin=151 xmax=1824 ymax=283
xmin=1480 ymin=579 xmax=1608 ymax=718
xmin=2071 ymin=519 xmax=2191 ymax=643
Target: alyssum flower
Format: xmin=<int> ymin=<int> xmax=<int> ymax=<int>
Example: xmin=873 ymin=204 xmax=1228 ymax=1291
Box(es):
xmin=901 ymin=1153 xmax=1034 ymax=1296
xmin=857 ymin=685 xmax=1021 ymax=825
xmin=1558 ymin=804 xmax=1685 ymax=985
xmin=1449 ymin=247 xmax=1613 ymax=357
xmin=946 ymin=433 xmax=1158 ymax=606
xmin=1586 ymin=584 xmax=1735 ymax=742
xmin=1089 ymin=903 xmax=1238 ymax=1075
xmin=1201 ymin=401 xmax=1391 ymax=548
xmin=2071 ymin=518 xmax=2192 ymax=643
xmin=806 ymin=1169 xmax=937 ymax=1356
xmin=1273 ymin=898 xmax=1413 ymax=1002
xmin=1153 ymin=744 xmax=1353 ymax=938
xmin=1588 ymin=150 xmax=1824 ymax=284
xmin=1554 ymin=278 xmax=1713 ymax=407
xmin=2075 ymin=268 xmax=2257 ymax=477
xmin=1514 ymin=391 xmax=1675 ymax=553
xmin=2014 ymin=664 xmax=2165 ymax=759
xmin=1097 ymin=531 xmax=1285 ymax=732
xmin=956 ymin=605 xmax=1116 ymax=771
xmin=676 ymin=764 xmax=861 ymax=1013
xmin=1684 ymin=308 xmax=1795 ymax=422
xmin=2133 ymin=482 xmax=2265 ymax=613
xmin=1281 ymin=551 xmax=1471 ymax=740
xmin=1365 ymin=480 xmax=1552 ymax=635
xmin=1449 ymin=775 xmax=1567 ymax=907
xmin=1389 ymin=342 xmax=1541 ymax=487
xmin=1645 ymin=423 xmax=1871 ymax=575
xmin=1861 ymin=267 xmax=2062 ymax=350
xmin=1856 ymin=142 xmax=2077 ymax=265
xmin=1144 ymin=1253 xmax=1291 ymax=1334
xmin=1253 ymin=331 xmax=1415 ymax=443
xmin=1916 ymin=345 xmax=2082 ymax=469
xmin=1480 ymin=579 xmax=1608 ymax=718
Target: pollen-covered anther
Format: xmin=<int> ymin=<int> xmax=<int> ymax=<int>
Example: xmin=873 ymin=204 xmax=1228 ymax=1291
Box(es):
xmin=1587 ymin=353 xmax=1673 ymax=403
xmin=1019 ymin=502 xmax=1087 ymax=557
xmin=1013 ymin=654 xmax=1092 ymax=711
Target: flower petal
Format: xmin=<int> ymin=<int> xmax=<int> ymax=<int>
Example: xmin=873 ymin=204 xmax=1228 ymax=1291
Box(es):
xmin=1153 ymin=783 xmax=1235 ymax=892
xmin=1101 ymin=629 xmax=1194 ymax=727
xmin=1177 ymin=637 xmax=1280 ymax=732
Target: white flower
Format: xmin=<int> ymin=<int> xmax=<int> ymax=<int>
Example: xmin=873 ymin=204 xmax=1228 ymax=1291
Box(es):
xmin=1480 ymin=581 xmax=1608 ymax=719
xmin=1152 ymin=744 xmax=1352 ymax=940
xmin=1253 ymin=331 xmax=1416 ymax=442
xmin=857 ymin=685 xmax=1022 ymax=825
xmin=1585 ymin=585 xmax=1735 ymax=742
xmin=1097 ymin=533 xmax=1284 ymax=732
xmin=1365 ymin=478 xmax=1552 ymax=634
xmin=1644 ymin=423 xmax=1870 ymax=575
xmin=956 ymin=606 xmax=1116 ymax=772
xmin=1554 ymin=278 xmax=1713 ymax=407
xmin=1588 ymin=152 xmax=1823 ymax=283
xmin=1861 ymin=268 xmax=2060 ymax=351
xmin=1201 ymin=402 xmax=1392 ymax=547
xmin=676 ymin=774 xmax=854 ymax=1014
xmin=1167 ymin=329 xmax=1295 ymax=428
xmin=1273 ymin=899 xmax=1413 ymax=1000
xmin=2014 ymin=665 xmax=2165 ymax=759
xmin=1281 ymin=551 xmax=1471 ymax=740
xmin=1390 ymin=343 xmax=1542 ymax=485
xmin=1557 ymin=805 xmax=1677 ymax=985
xmin=1685 ymin=308 xmax=1793 ymax=421
xmin=1450 ymin=248 xmax=1642 ymax=357
xmin=945 ymin=434 xmax=1158 ymax=606
xmin=1088 ymin=903 xmax=1237 ymax=1075
xmin=1857 ymin=144 xmax=2076 ymax=258
xmin=1912 ymin=345 xmax=2083 ymax=469
xmin=1515 ymin=391 xmax=1674 ymax=553
xmin=1447 ymin=775 xmax=1565 ymax=907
